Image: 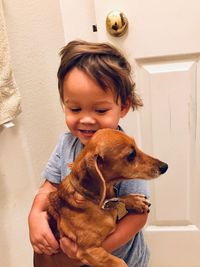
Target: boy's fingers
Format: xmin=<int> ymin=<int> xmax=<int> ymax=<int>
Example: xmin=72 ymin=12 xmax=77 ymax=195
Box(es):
xmin=33 ymin=245 xmax=43 ymax=254
xmin=44 ymin=231 xmax=59 ymax=251
xmin=35 ymin=238 xmax=58 ymax=255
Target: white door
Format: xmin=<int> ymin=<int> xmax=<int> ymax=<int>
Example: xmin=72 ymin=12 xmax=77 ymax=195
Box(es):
xmin=93 ymin=1 xmax=200 ymax=266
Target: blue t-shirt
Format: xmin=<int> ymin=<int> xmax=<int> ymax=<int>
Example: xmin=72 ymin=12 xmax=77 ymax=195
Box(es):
xmin=42 ymin=130 xmax=150 ymax=267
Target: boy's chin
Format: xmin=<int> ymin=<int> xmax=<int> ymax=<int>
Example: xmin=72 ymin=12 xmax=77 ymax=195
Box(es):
xmin=77 ymin=131 xmax=96 ymax=145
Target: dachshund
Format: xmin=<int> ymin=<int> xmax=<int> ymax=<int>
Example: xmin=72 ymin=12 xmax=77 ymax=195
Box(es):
xmin=34 ymin=128 xmax=168 ymax=267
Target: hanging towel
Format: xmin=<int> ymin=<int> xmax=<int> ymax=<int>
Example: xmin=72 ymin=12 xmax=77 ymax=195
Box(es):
xmin=0 ymin=0 xmax=21 ymax=125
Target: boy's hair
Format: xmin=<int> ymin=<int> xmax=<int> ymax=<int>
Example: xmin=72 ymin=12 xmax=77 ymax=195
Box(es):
xmin=57 ymin=40 xmax=143 ymax=110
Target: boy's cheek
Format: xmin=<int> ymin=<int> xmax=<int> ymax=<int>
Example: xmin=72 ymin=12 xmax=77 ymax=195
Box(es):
xmin=65 ymin=116 xmax=74 ymax=128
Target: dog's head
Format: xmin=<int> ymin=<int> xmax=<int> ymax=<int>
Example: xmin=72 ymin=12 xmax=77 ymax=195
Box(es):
xmin=71 ymin=128 xmax=168 ymax=206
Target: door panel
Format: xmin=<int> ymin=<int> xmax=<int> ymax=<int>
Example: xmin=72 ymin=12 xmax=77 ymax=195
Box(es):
xmin=137 ymin=58 xmax=200 ymax=266
xmin=138 ymin=59 xmax=198 ymax=224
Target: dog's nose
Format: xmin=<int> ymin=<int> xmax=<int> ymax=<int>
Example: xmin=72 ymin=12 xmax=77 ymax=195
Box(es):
xmin=159 ymin=162 xmax=168 ymax=174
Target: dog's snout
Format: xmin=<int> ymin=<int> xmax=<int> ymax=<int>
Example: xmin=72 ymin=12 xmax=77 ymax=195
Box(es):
xmin=159 ymin=162 xmax=168 ymax=174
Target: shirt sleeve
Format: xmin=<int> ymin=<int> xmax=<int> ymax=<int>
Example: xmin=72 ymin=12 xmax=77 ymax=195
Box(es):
xmin=114 ymin=179 xmax=150 ymax=198
xmin=41 ymin=134 xmax=65 ymax=184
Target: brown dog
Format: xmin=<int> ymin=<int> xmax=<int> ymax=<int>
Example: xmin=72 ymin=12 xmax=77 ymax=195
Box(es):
xmin=34 ymin=128 xmax=168 ymax=267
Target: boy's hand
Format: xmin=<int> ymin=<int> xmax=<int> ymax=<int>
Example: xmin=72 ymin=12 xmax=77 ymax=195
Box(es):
xmin=60 ymin=237 xmax=78 ymax=259
xmin=29 ymin=210 xmax=59 ymax=255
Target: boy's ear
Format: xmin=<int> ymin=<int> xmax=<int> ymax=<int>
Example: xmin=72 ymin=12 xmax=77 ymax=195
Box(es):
xmin=120 ymin=98 xmax=131 ymax=118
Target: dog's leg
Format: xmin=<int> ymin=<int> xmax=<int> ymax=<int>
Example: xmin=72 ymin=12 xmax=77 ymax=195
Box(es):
xmin=77 ymin=247 xmax=128 ymax=267
xmin=120 ymin=194 xmax=151 ymax=214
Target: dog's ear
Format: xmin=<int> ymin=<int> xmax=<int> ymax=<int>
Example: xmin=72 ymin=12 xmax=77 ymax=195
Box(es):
xmin=79 ymin=153 xmax=106 ymax=206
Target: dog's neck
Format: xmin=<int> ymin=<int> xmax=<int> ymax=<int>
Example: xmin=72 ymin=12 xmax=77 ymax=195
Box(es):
xmin=68 ymin=174 xmax=102 ymax=206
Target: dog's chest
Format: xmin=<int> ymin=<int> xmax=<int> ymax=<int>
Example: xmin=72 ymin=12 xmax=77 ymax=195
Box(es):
xmin=60 ymin=205 xmax=116 ymax=246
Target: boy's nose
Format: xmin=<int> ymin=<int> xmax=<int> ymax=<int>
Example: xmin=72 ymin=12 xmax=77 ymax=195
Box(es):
xmin=80 ymin=116 xmax=96 ymax=124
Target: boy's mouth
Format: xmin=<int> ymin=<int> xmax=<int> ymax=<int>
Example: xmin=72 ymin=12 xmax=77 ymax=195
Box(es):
xmin=79 ymin=129 xmax=96 ymax=135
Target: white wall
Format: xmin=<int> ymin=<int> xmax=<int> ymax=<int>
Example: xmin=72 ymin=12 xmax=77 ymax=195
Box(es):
xmin=0 ymin=0 xmax=65 ymax=266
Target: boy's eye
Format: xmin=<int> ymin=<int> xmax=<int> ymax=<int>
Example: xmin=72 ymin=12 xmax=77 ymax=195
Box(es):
xmin=70 ymin=108 xmax=81 ymax=112
xmin=96 ymin=109 xmax=108 ymax=114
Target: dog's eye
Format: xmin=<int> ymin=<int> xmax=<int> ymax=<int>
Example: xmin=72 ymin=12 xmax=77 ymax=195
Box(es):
xmin=127 ymin=149 xmax=136 ymax=162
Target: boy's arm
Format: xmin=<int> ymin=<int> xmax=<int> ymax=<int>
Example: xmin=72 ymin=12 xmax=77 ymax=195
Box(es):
xmin=102 ymin=213 xmax=148 ymax=252
xmin=28 ymin=180 xmax=59 ymax=255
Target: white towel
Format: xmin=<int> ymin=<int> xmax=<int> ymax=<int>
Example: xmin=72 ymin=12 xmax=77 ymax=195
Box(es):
xmin=0 ymin=0 xmax=21 ymax=125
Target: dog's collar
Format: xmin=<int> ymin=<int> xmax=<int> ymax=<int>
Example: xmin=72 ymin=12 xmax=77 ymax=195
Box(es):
xmin=101 ymin=197 xmax=120 ymax=209
xmin=65 ymin=177 xmax=128 ymax=219
xmin=102 ymin=198 xmax=128 ymax=220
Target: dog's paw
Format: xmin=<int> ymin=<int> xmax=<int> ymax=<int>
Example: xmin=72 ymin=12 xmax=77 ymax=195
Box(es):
xmin=122 ymin=194 xmax=151 ymax=214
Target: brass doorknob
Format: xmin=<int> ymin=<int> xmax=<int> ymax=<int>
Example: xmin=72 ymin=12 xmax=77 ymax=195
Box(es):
xmin=106 ymin=10 xmax=128 ymax=37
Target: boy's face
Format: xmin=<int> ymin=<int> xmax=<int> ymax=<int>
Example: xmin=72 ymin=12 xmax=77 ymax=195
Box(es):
xmin=63 ymin=67 xmax=130 ymax=145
